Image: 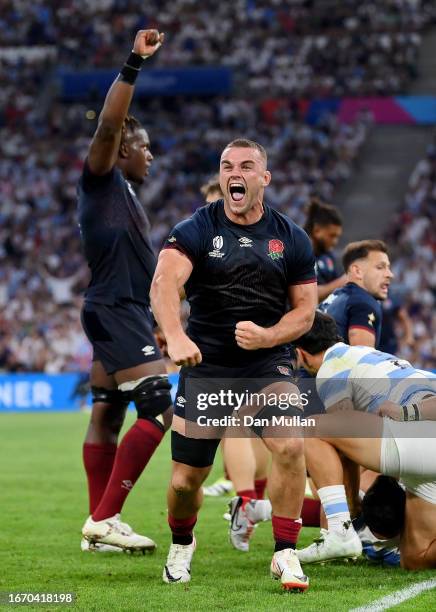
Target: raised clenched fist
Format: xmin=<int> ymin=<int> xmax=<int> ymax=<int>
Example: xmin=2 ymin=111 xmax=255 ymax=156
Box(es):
xmin=133 ymin=29 xmax=164 ymax=58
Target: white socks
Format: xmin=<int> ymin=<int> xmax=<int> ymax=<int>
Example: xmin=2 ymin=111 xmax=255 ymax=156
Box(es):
xmin=318 ymin=485 xmax=351 ymax=534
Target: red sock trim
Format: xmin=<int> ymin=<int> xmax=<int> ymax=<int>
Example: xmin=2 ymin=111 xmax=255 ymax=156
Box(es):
xmin=237 ymin=489 xmax=256 ymax=500
xmin=302 ymin=497 xmax=321 ymax=527
xmin=272 ymin=515 xmax=302 ymax=545
xmin=168 ymin=514 xmax=197 ymax=536
xmin=255 ymin=478 xmax=267 ymax=500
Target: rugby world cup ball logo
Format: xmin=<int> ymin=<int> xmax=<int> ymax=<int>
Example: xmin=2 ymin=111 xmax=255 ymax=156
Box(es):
xmin=268 ymin=239 xmax=284 ymax=260
xmin=213 ymin=235 xmax=224 ymax=250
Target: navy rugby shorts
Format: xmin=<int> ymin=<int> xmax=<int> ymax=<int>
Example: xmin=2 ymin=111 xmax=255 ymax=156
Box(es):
xmin=81 ymin=299 xmax=162 ymax=375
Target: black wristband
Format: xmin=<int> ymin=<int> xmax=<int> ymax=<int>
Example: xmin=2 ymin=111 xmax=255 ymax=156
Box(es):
xmin=119 ymin=51 xmax=145 ymax=85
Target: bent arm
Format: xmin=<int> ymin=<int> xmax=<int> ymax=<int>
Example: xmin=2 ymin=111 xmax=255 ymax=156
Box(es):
xmin=87 ymin=29 xmax=163 ymax=176
xmin=348 ymin=327 xmax=376 ymax=347
xmin=87 ymin=80 xmax=136 ymax=176
xmin=150 ymin=249 xmax=193 ymax=340
xmin=266 ymin=282 xmax=317 ymax=346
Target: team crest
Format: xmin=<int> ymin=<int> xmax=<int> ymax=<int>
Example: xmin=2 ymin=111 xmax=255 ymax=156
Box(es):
xmin=277 ymin=365 xmax=290 ymax=376
xmin=268 ymin=239 xmax=284 ymax=260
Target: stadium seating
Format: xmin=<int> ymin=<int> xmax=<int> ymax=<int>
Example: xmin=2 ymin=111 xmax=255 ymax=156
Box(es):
xmin=0 ymin=0 xmax=434 ymax=372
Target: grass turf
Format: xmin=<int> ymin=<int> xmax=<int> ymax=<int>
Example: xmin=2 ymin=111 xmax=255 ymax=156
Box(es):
xmin=1 ymin=413 xmax=435 ymax=612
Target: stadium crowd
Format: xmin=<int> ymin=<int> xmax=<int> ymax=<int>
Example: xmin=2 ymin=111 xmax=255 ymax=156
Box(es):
xmin=0 ymin=97 xmax=371 ymax=372
xmin=1 ymin=0 xmax=435 ymax=96
xmin=386 ymin=143 xmax=436 ymax=370
xmin=0 ymin=0 xmax=435 ymax=373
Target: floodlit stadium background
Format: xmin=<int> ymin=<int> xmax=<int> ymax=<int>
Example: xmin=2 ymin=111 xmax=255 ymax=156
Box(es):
xmin=0 ymin=2 xmax=435 ymax=402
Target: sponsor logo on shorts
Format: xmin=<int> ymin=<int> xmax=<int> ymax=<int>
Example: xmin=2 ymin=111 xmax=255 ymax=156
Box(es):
xmin=209 ymin=235 xmax=225 ymax=258
xmin=141 ymin=345 xmax=155 ymax=356
xmin=239 ymin=237 xmax=253 ymax=247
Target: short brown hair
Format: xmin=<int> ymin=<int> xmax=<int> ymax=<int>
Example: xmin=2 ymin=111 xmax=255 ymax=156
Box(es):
xmin=200 ymin=175 xmax=223 ymax=199
xmin=342 ymin=240 xmax=388 ymax=272
xmin=223 ymin=138 xmax=267 ymax=164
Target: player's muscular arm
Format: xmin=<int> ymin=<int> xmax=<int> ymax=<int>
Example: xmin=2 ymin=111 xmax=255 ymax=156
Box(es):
xmin=348 ymin=327 xmax=375 ymax=347
xmin=87 ymin=29 xmax=164 ymax=175
xmin=235 ymin=282 xmax=317 ymax=350
xmin=317 ymin=274 xmax=347 ymax=302
xmin=150 ymin=249 xmax=202 ymax=367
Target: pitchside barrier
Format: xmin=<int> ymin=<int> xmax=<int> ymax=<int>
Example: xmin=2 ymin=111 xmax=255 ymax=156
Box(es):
xmin=0 ymin=373 xmax=180 ymax=413
xmin=1 ymin=371 xmax=435 ymax=414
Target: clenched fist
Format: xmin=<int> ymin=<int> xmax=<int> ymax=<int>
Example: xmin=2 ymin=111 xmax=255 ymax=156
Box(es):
xmin=235 ymin=321 xmax=273 ymax=350
xmin=167 ymin=333 xmax=202 ymax=367
xmin=133 ymin=29 xmax=164 ymax=58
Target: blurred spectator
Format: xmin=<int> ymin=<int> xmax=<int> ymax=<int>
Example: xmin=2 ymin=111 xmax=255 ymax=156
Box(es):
xmin=386 ymin=141 xmax=436 ymax=369
xmin=0 ymin=0 xmax=434 ymax=372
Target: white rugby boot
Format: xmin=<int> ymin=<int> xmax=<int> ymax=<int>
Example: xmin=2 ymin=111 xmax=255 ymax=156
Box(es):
xmin=271 ymin=548 xmax=309 ymax=592
xmin=228 ymin=496 xmax=256 ymax=552
xmin=297 ymin=522 xmax=362 ymax=564
xmin=163 ymin=537 xmax=196 ymax=584
xmin=82 ymin=514 xmax=156 ymax=553
xmin=203 ymin=477 xmax=234 ymax=497
xmin=81 ymin=537 xmax=123 ymax=553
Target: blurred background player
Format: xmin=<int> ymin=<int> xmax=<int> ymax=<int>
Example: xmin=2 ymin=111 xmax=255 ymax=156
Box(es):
xmin=151 ymin=139 xmax=317 ymax=591
xmin=304 ymin=198 xmax=346 ymax=302
xmin=320 ymin=240 xmax=393 ymax=348
xmin=78 ymin=30 xmax=173 ymax=553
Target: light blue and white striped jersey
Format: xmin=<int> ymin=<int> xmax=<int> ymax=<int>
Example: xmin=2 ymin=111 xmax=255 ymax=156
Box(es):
xmin=317 ymin=342 xmax=436 ymax=413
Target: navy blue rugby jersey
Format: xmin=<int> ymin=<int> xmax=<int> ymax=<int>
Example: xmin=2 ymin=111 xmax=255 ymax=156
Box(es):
xmin=315 ymin=250 xmax=342 ymax=285
xmin=319 ymin=282 xmax=382 ymax=347
xmin=163 ymin=200 xmax=316 ymax=363
xmin=77 ymin=161 xmax=156 ymax=305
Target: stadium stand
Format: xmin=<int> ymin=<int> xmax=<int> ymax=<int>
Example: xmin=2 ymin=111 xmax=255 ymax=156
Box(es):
xmin=0 ymin=0 xmax=435 ymax=372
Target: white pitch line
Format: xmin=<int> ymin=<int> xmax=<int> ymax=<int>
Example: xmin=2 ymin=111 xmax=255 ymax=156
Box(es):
xmin=350 ymin=579 xmax=436 ymax=612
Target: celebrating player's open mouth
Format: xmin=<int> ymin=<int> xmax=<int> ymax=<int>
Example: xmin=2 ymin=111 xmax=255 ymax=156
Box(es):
xmin=228 ymin=181 xmax=247 ymax=205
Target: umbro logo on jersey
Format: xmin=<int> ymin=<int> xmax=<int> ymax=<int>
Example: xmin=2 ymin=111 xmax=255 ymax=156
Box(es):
xmin=141 ymin=345 xmax=155 ymax=356
xmin=239 ymin=237 xmax=253 ymax=247
xmin=368 ymin=312 xmax=376 ymax=327
xmin=168 ymin=236 xmax=177 ymax=243
xmin=209 ymin=235 xmax=225 ymax=258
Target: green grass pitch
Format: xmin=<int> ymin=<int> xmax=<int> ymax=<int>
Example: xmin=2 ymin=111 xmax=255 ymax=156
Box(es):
xmin=1 ymin=412 xmax=435 ymax=611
